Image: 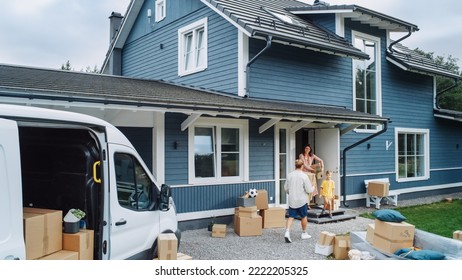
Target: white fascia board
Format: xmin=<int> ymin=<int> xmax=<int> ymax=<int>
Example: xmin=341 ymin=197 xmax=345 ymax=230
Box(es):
xmin=290 ymin=9 xmax=354 ymax=15
xmin=200 ymin=0 xmax=252 ymax=37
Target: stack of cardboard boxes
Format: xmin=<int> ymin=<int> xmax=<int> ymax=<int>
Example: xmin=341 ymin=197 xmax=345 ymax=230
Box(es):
xmin=234 ymin=190 xmax=286 ymax=237
xmin=22 ymin=207 xmax=94 ymax=260
xmin=367 ymin=219 xmax=415 ymax=254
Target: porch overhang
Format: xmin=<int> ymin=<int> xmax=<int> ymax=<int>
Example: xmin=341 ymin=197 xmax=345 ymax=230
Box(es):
xmin=0 ymin=64 xmax=389 ymax=132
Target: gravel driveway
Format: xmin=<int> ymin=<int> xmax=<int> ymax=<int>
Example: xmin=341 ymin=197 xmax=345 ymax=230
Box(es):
xmin=178 ymin=193 xmax=462 ymax=260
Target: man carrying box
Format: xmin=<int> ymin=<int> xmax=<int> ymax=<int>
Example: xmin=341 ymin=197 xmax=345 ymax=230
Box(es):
xmin=284 ymin=159 xmax=314 ymax=243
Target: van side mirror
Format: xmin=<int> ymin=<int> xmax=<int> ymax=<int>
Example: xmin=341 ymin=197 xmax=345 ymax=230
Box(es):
xmin=159 ymin=184 xmax=171 ymax=211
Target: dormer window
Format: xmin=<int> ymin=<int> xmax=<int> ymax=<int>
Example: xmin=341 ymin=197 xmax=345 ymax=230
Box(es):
xmin=155 ymin=0 xmax=166 ymax=22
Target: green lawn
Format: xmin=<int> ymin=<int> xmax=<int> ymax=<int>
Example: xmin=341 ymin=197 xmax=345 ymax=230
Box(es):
xmin=360 ymin=199 xmax=462 ymax=238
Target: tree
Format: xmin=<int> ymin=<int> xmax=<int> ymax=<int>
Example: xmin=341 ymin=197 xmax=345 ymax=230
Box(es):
xmin=61 ymin=60 xmax=73 ymax=71
xmin=413 ymin=49 xmax=462 ymax=111
xmin=60 ymin=61 xmax=100 ymax=73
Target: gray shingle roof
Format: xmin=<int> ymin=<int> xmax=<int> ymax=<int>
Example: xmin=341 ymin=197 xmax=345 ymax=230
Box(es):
xmin=387 ymin=43 xmax=461 ymax=80
xmin=201 ymin=0 xmax=368 ymax=59
xmin=0 ymin=64 xmax=387 ymax=125
xmin=287 ymin=4 xmax=419 ymax=32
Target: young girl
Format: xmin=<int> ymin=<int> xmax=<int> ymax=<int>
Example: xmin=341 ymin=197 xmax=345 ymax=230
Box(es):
xmin=320 ymin=170 xmax=335 ymax=218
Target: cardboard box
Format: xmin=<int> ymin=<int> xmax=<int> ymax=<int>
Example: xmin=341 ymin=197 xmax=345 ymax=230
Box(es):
xmin=314 ymin=244 xmax=333 ymax=256
xmin=238 ymin=206 xmax=258 ymax=218
xmin=373 ymin=234 xmax=413 ymax=254
xmin=317 ymin=231 xmax=336 ymax=246
xmin=158 ymin=233 xmax=178 ymax=260
xmin=63 ymin=229 xmax=94 ymax=260
xmin=453 ymin=230 xmax=462 ymax=241
xmin=367 ymin=181 xmax=390 ymax=196
xmin=235 ymin=216 xmax=262 ymax=237
xmin=37 ymin=250 xmax=79 ymax=260
xmin=176 ymin=253 xmax=193 ymax=260
xmin=333 ymin=235 xmax=350 ymax=260
xmin=255 ymin=190 xmax=269 ymax=210
xmin=23 ymin=207 xmax=63 ymax=256
xmin=374 ymin=220 xmax=415 ymax=241
xmin=366 ymin=223 xmax=375 ymax=244
xmin=260 ymin=207 xmax=286 ymax=228
xmin=212 ymin=224 xmax=226 ymax=238
xmin=236 ymin=196 xmax=255 ymax=207
xmin=23 ymin=212 xmax=46 ymax=260
xmin=154 ymin=252 xmax=193 ymax=260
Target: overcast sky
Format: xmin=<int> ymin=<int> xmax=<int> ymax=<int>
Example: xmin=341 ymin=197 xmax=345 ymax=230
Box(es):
xmin=1 ymin=0 xmax=461 ymax=71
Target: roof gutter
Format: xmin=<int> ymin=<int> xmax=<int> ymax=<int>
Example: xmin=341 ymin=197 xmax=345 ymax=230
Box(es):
xmin=388 ymin=27 xmax=413 ymax=53
xmin=341 ymin=121 xmax=388 ymax=207
xmin=245 ymin=35 xmax=272 ymax=97
xmin=435 ymin=79 xmax=460 ymax=109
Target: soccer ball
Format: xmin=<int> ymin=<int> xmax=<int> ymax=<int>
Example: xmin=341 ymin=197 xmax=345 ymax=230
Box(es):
xmin=248 ymin=188 xmax=258 ymax=198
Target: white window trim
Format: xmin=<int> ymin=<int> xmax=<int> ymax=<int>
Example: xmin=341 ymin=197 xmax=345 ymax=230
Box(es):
xmin=395 ymin=127 xmax=430 ymax=182
xmin=352 ymin=30 xmax=382 ymax=133
xmin=178 ymin=17 xmax=208 ymax=77
xmin=155 ymin=0 xmax=166 ymax=22
xmin=188 ymin=117 xmax=249 ymax=184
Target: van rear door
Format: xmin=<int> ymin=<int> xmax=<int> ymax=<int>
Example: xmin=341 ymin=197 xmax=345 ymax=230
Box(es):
xmin=0 ymin=118 xmax=26 ymax=260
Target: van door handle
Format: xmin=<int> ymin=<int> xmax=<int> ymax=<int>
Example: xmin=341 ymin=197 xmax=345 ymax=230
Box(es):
xmin=115 ymin=219 xmax=127 ymax=226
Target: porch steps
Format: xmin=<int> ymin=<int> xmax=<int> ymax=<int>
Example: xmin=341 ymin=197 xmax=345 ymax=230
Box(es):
xmin=306 ymin=206 xmax=357 ymax=224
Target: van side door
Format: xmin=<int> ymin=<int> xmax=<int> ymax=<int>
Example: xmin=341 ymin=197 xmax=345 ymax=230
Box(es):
xmin=107 ymin=144 xmax=161 ymax=259
xmin=0 ymin=119 xmax=26 ymax=260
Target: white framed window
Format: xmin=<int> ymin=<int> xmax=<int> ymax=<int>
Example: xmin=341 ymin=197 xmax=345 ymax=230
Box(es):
xmin=188 ymin=118 xmax=248 ymax=184
xmin=178 ymin=18 xmax=208 ymax=76
xmin=155 ymin=0 xmax=166 ymax=22
xmin=395 ymin=128 xmax=430 ymax=182
xmin=352 ymin=31 xmax=382 ymax=132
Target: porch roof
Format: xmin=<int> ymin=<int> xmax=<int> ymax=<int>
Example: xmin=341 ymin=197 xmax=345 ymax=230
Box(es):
xmin=387 ymin=43 xmax=462 ymax=80
xmin=0 ymin=64 xmax=388 ymax=130
xmin=434 ymin=108 xmax=462 ymax=123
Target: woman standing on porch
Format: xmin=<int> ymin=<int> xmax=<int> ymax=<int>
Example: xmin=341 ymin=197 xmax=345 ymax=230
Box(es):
xmin=299 ymin=144 xmax=324 ymax=208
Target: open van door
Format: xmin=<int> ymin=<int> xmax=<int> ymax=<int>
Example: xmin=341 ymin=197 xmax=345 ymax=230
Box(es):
xmin=0 ymin=118 xmax=26 ymax=260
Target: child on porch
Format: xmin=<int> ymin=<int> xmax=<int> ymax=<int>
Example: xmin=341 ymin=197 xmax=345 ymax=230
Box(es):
xmin=320 ymin=170 xmax=335 ymax=218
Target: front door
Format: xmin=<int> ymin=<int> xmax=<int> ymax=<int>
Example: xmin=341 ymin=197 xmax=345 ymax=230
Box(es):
xmin=315 ymin=128 xmax=340 ymax=207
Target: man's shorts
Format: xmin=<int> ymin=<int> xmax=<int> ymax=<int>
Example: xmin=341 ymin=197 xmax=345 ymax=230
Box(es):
xmin=288 ymin=204 xmax=308 ymax=219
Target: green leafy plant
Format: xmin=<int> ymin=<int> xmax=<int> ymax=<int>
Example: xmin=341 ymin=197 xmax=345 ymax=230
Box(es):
xmin=71 ymin=209 xmax=86 ymax=220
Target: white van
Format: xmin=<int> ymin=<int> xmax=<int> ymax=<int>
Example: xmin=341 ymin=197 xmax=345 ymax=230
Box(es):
xmin=0 ymin=104 xmax=180 ymax=260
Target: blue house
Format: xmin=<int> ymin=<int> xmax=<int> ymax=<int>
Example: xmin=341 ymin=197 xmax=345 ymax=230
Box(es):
xmin=1 ymin=0 xmax=461 ymax=229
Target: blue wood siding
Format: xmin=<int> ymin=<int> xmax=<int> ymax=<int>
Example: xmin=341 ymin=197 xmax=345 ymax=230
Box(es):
xmin=164 ymin=113 xmax=189 ymax=185
xmin=301 ymin=14 xmax=336 ymax=33
xmin=249 ymin=119 xmax=275 ymax=180
xmin=172 ymin=181 xmax=275 ymax=213
xmin=339 ymin=19 xmax=462 ymax=198
xmin=126 ymin=0 xmax=205 ymax=44
xmin=117 ymin=127 xmax=153 ymax=170
xmin=122 ymin=5 xmax=239 ymax=93
xmin=247 ymin=39 xmax=353 ymax=106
